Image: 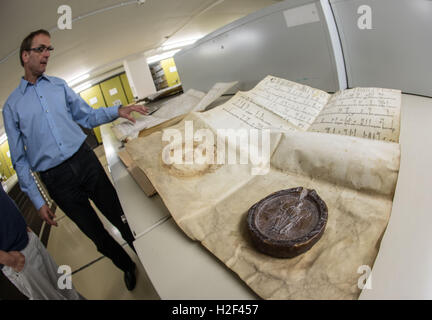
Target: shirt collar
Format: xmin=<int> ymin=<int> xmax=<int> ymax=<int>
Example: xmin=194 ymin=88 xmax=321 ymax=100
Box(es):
xmin=19 ymin=74 xmax=51 ymax=94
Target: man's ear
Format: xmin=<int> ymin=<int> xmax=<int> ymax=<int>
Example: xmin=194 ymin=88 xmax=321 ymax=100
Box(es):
xmin=22 ymin=51 xmax=29 ymax=65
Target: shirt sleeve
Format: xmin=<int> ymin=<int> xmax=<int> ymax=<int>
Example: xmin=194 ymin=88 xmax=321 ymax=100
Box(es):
xmin=2 ymin=104 xmax=46 ymax=210
xmin=62 ymin=80 xmax=120 ymax=129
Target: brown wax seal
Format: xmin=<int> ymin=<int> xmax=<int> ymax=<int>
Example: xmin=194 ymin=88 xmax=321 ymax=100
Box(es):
xmin=247 ymin=187 xmax=328 ymax=258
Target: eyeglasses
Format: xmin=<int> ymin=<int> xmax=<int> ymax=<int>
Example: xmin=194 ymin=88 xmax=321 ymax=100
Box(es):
xmin=28 ymin=46 xmax=54 ymax=53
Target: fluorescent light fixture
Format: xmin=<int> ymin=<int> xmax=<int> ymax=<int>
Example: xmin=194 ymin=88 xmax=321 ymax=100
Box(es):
xmin=73 ymin=81 xmax=92 ymax=93
xmin=68 ymin=73 xmax=90 ymax=87
xmin=146 ymin=49 xmax=181 ymax=64
xmin=162 ymin=38 xmax=201 ymax=51
xmin=0 ymin=133 xmax=7 ymax=144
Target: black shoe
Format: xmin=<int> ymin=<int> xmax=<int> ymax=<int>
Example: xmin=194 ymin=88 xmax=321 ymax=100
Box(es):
xmin=124 ymin=263 xmax=136 ymax=291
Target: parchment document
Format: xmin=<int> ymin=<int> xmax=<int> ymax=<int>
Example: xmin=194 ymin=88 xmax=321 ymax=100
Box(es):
xmin=112 ymin=82 xmax=239 ymax=141
xmin=152 ymin=89 xmax=205 ymax=119
xmin=248 ymin=75 xmax=330 ymax=130
xmin=309 ymin=87 xmax=401 ymax=142
xmin=126 ymin=75 xmax=401 ymax=299
xmin=112 ymin=115 xmax=169 ymax=140
xmin=192 ymin=81 xmax=239 ymax=112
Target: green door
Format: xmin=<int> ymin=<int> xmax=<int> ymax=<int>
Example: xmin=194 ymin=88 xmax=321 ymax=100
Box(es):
xmin=100 ymin=76 xmax=128 ymax=107
xmin=120 ymin=73 xmax=134 ymax=104
xmin=0 ymin=141 xmax=15 ymax=180
xmin=80 ymin=85 xmax=107 ymax=144
xmin=0 ymin=150 xmax=10 ymax=181
xmin=160 ymin=58 xmax=181 ymax=87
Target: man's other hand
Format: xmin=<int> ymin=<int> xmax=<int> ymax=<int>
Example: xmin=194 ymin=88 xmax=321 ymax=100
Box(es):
xmin=7 ymin=251 xmax=25 ymax=272
xmin=118 ymin=104 xmax=148 ymax=123
xmin=38 ymin=204 xmax=58 ymax=227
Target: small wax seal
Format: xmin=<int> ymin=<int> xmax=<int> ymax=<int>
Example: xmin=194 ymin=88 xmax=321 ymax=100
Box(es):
xmin=247 ymin=187 xmax=328 ymax=258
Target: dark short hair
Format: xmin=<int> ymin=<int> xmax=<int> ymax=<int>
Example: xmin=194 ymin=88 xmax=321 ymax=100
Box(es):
xmin=19 ymin=29 xmax=51 ymax=67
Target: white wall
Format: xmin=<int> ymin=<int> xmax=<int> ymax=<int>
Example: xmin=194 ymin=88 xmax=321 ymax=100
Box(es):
xmin=123 ymin=56 xmax=156 ymax=99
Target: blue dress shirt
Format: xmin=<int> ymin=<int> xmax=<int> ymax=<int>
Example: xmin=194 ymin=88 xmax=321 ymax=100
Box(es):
xmin=2 ymin=75 xmax=120 ymax=210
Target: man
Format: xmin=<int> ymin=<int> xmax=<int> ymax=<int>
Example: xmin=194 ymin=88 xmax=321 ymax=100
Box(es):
xmin=2 ymin=29 xmax=148 ymax=291
xmin=0 ymin=184 xmax=84 ymax=300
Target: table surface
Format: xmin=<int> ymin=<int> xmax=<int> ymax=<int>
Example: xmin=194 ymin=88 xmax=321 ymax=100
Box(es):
xmin=101 ymin=123 xmax=257 ymax=299
xmin=101 ymin=93 xmax=432 ymax=300
xmin=359 ymin=94 xmax=432 ymax=299
xmin=101 ymin=126 xmax=171 ymax=239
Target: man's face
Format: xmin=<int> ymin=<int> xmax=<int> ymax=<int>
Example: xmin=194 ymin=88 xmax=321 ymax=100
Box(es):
xmin=22 ymin=34 xmax=51 ymax=76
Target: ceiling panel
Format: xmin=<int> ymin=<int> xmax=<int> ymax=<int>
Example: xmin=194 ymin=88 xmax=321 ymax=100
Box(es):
xmin=0 ymin=0 xmax=280 ymax=135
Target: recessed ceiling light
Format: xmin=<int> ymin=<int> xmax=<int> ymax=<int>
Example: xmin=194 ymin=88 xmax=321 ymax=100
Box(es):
xmin=68 ymin=73 xmax=90 ymax=87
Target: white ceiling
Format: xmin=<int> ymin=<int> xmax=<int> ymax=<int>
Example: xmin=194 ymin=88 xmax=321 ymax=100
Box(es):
xmin=0 ymin=0 xmax=281 ymax=135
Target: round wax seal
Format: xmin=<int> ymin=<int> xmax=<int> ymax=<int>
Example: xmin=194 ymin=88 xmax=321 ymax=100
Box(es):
xmin=247 ymin=187 xmax=328 ymax=258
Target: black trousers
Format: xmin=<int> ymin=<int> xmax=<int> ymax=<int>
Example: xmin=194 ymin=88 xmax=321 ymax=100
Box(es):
xmin=39 ymin=142 xmax=135 ymax=272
